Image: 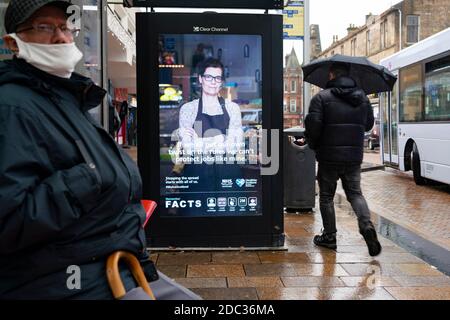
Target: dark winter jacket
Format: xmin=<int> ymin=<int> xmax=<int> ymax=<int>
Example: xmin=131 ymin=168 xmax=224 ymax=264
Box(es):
xmin=0 ymin=58 xmax=148 ymax=299
xmin=305 ymin=76 xmax=374 ymax=164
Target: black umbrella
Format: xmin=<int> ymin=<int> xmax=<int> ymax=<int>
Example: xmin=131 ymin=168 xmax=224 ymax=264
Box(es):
xmin=302 ymin=54 xmax=397 ymax=94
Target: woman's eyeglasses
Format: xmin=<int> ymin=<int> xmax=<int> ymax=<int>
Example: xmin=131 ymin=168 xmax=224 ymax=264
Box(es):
xmin=17 ymin=23 xmax=81 ymax=38
xmin=202 ymin=74 xmax=224 ymax=83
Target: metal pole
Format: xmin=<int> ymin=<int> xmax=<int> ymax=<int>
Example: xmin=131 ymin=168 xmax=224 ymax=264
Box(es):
xmin=397 ymin=8 xmax=402 ymax=51
xmin=302 ymin=0 xmax=311 ymax=122
xmin=101 ymin=0 xmax=109 ymax=130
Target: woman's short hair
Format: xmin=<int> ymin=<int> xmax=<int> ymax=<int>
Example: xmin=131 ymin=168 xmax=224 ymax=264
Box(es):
xmin=198 ymin=58 xmax=225 ymax=77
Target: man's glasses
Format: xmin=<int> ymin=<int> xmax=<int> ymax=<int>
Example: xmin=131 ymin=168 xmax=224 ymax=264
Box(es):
xmin=17 ymin=23 xmax=81 ymax=38
xmin=202 ymin=74 xmax=224 ymax=83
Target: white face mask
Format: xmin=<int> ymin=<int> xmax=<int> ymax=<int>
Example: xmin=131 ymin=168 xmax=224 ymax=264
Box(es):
xmin=8 ymin=33 xmax=83 ymax=79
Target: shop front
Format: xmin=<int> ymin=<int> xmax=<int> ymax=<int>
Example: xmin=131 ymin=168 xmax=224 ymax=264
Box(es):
xmin=0 ymin=1 xmax=12 ymax=61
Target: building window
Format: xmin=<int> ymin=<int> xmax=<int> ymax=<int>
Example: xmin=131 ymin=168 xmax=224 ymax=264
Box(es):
xmin=351 ymin=38 xmax=356 ymax=56
xmin=407 ymin=15 xmax=419 ymax=43
xmin=284 ymin=81 xmax=288 ymax=93
xmin=290 ymin=99 xmax=297 ymax=113
xmin=291 ymin=80 xmax=296 ymax=93
xmin=283 ymin=100 xmax=288 ymax=112
xmin=366 ymin=30 xmax=371 ymax=55
xmin=380 ymin=20 xmax=387 ymax=49
xmin=341 ymin=45 xmax=344 ymax=54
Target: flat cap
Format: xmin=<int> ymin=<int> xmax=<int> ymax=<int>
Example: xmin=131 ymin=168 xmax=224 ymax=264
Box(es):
xmin=4 ymin=0 xmax=72 ymax=34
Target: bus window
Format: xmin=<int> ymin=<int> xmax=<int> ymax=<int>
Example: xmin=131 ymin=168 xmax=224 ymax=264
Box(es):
xmin=400 ymin=63 xmax=423 ymax=122
xmin=424 ymin=54 xmax=450 ymax=121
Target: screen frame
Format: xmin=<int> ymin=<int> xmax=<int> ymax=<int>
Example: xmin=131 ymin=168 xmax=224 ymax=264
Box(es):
xmin=137 ymin=12 xmax=284 ymax=247
xmin=125 ymin=0 xmax=285 ymax=10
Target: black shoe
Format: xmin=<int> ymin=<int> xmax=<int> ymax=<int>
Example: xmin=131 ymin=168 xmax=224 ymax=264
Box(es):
xmin=361 ymin=225 xmax=382 ymax=256
xmin=313 ymin=233 xmax=337 ymax=250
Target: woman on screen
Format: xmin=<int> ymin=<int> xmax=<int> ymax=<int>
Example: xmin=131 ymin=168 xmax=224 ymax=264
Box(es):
xmin=177 ymin=58 xmax=244 ymax=191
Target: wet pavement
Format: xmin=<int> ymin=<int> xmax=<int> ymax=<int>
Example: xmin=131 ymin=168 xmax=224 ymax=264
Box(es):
xmin=126 ymin=147 xmax=450 ymax=300
xmin=362 ymin=150 xmax=382 ymax=165
xmin=335 ymin=166 xmax=450 ymax=275
xmin=148 ymin=201 xmax=450 ymax=300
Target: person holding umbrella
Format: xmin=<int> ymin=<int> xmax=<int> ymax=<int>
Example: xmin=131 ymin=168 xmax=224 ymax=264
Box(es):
xmin=303 ymin=56 xmax=396 ymax=256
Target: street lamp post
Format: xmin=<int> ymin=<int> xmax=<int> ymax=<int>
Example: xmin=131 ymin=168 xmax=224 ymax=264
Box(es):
xmin=303 ymin=0 xmax=311 ymax=123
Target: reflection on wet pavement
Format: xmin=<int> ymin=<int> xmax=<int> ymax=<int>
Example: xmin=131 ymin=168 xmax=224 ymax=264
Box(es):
xmin=150 ymin=205 xmax=450 ymax=300
xmin=124 ymin=147 xmax=450 ymax=300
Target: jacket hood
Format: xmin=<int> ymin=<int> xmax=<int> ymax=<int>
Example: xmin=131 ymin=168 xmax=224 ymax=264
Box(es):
xmin=326 ymin=76 xmax=369 ymax=107
xmin=0 ymin=58 xmax=106 ymax=111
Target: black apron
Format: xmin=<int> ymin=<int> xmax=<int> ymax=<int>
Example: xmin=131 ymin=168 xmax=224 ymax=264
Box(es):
xmin=183 ymin=96 xmax=242 ymax=192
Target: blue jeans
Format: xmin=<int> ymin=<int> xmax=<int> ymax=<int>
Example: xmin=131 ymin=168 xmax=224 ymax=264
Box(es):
xmin=317 ymin=162 xmax=372 ymax=234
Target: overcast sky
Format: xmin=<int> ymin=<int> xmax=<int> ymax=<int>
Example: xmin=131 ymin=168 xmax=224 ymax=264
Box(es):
xmin=284 ymin=0 xmax=400 ymax=63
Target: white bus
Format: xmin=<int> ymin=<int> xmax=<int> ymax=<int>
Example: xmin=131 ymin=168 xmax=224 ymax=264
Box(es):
xmin=380 ymin=28 xmax=450 ymax=185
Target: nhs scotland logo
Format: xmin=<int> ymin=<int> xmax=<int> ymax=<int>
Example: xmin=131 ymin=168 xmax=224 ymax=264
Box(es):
xmin=236 ymin=179 xmax=246 ymax=188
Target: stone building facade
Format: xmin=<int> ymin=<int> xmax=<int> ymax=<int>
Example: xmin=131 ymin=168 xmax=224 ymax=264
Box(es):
xmin=316 ymin=0 xmax=450 ymax=64
xmin=284 ymin=48 xmax=303 ymax=128
xmin=310 ymin=24 xmax=322 ymax=60
xmin=311 ymin=0 xmax=450 ymax=100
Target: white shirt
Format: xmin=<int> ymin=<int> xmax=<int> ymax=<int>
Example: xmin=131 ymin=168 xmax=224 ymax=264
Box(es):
xmin=178 ymin=99 xmax=244 ymax=156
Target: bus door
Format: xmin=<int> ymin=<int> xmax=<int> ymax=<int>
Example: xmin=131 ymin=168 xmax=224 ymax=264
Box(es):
xmin=381 ymin=73 xmax=399 ymax=167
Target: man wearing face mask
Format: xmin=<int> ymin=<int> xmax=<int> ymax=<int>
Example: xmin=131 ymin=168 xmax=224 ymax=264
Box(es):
xmin=0 ymin=0 xmax=201 ymax=300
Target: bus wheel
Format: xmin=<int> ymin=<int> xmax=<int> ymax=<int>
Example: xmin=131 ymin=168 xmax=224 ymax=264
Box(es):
xmin=412 ymin=143 xmax=428 ymax=185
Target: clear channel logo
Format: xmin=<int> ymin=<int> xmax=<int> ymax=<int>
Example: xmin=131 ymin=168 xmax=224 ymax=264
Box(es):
xmin=193 ymin=26 xmax=229 ymax=32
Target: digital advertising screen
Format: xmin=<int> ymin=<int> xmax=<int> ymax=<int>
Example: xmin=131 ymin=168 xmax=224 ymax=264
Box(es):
xmin=137 ymin=12 xmax=283 ymax=247
xmin=158 ymin=34 xmax=263 ymax=218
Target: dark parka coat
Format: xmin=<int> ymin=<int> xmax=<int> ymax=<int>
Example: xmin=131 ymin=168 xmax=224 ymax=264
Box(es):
xmin=0 ymin=58 xmax=147 ymax=299
xmin=305 ymin=76 xmax=375 ymax=164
